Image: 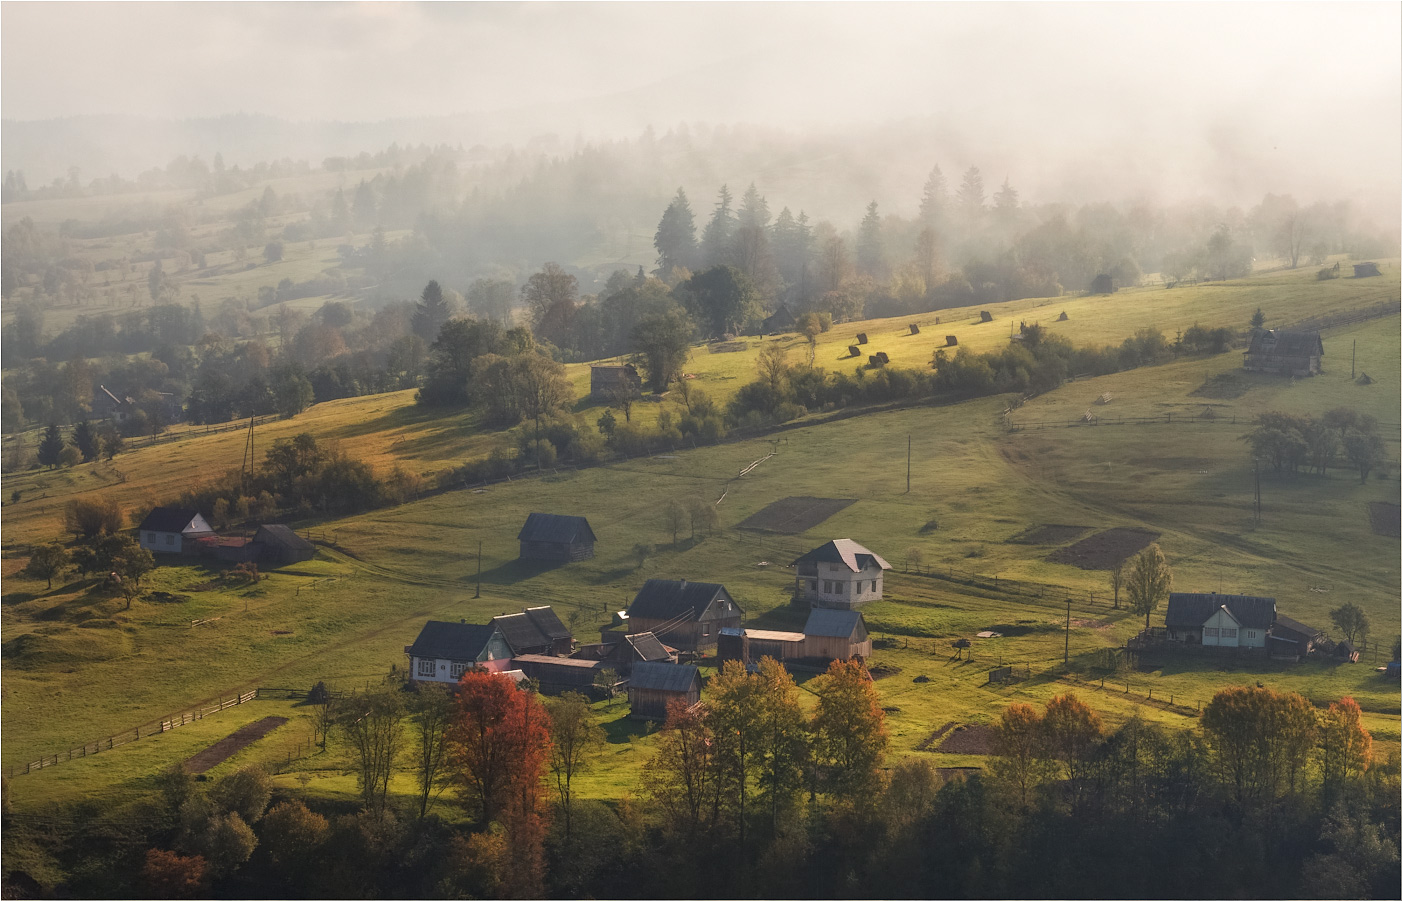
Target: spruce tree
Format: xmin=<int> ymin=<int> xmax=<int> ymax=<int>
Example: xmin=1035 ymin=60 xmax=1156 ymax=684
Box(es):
xmin=919 ymin=164 xmax=948 ymax=227
xmin=653 ymin=188 xmax=699 ymax=275
xmin=72 ymin=420 xmax=100 ymax=462
xmin=699 ymin=185 xmax=736 ymax=269
xmin=856 ymin=201 xmax=886 ymax=280
xmin=37 ymin=423 xmax=65 ymax=468
xmin=412 ymin=280 xmax=454 ymax=343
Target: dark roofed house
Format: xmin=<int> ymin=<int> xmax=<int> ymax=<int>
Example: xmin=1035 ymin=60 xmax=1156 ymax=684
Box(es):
xmin=492 ymin=606 xmax=575 ymax=657
xmin=1353 ymin=262 xmax=1381 ymax=278
xmin=803 ymin=608 xmax=873 ymax=661
xmin=1268 ymin=614 xmax=1323 ymax=661
xmin=94 ymin=385 xmax=135 ymax=422
xmin=792 ymin=539 xmax=892 ymax=609
xmin=252 ymin=524 xmax=316 ymax=566
xmin=406 ymin=621 xmax=514 ymax=684
xmin=518 ymin=513 xmax=596 ymax=563
xmin=762 ymin=304 xmax=797 ymax=334
xmin=1090 ymin=274 xmax=1116 ymax=294
xmin=1242 ymin=329 xmax=1323 ymax=376
xmin=1164 ymin=593 xmax=1275 ymax=649
xmin=628 ymin=662 xmax=702 ymax=719
xmin=626 ymin=579 xmax=742 ymax=652
xmin=590 ymin=363 xmax=642 ymax=400
xmin=138 ymin=507 xmax=216 ymax=555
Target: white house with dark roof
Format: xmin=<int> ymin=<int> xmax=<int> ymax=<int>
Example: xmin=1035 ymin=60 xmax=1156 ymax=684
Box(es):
xmin=1164 ymin=593 xmax=1275 ymax=648
xmin=138 ymin=507 xmax=216 ymax=554
xmin=406 ymin=621 xmax=514 ymax=684
xmin=792 ymin=539 xmax=891 ymax=608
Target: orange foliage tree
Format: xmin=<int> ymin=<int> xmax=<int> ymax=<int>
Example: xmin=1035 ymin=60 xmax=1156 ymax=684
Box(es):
xmin=140 ymin=849 xmax=209 ymax=899
xmin=1201 ymin=684 xmax=1317 ymax=807
xmin=1318 ymin=696 xmax=1373 ymax=805
xmin=811 ymin=658 xmax=889 ymax=799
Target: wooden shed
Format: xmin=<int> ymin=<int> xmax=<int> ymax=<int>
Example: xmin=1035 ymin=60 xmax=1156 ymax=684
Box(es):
xmin=628 ymin=662 xmax=702 ymax=720
xmin=626 ymin=579 xmax=742 ymax=652
xmin=492 ymin=606 xmax=575 ymax=657
xmin=1354 ymin=262 xmax=1381 ymax=278
xmin=590 ymin=364 xmax=642 ymax=400
xmin=252 ymin=524 xmax=316 ymax=566
xmin=762 ymin=304 xmax=797 ymax=334
xmin=716 ymin=627 xmax=806 ymax=665
xmin=512 ymin=654 xmax=610 ymax=695
xmin=1242 ymin=329 xmax=1323 ymax=377
xmin=1090 ymin=274 xmax=1117 ymax=294
xmin=518 ymin=513 xmax=597 ymax=562
xmin=803 ymin=608 xmax=872 ymax=661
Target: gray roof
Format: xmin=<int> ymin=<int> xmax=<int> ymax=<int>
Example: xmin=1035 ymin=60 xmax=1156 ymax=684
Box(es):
xmin=628 ymin=579 xmax=737 ymax=621
xmin=624 ymin=631 xmax=673 ymax=662
xmin=492 ymin=606 xmax=573 ymax=654
xmin=254 ymin=524 xmax=314 ymax=551
xmin=804 ymin=608 xmax=867 ymax=639
xmin=793 ymin=539 xmax=891 ymax=573
xmin=1165 ymin=593 xmax=1276 ymax=631
xmin=407 ymin=621 xmax=500 ymax=661
xmin=517 ymin=512 xmax=597 ymax=545
xmin=138 ymin=507 xmax=206 ymax=533
xmin=1271 ymin=614 xmax=1321 ymax=642
xmin=630 ymin=661 xmax=701 ymax=693
xmin=1245 ymin=329 xmax=1323 ymax=357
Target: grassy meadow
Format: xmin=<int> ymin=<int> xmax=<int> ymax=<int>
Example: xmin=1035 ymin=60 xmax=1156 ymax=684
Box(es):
xmin=2 ymin=265 xmax=1399 ymax=815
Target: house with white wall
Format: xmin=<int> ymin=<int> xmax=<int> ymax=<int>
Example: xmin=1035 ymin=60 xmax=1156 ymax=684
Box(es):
xmin=137 ymin=507 xmax=216 ymax=555
xmin=792 ymin=539 xmax=891 ymax=608
xmin=405 ymin=621 xmax=514 ymax=684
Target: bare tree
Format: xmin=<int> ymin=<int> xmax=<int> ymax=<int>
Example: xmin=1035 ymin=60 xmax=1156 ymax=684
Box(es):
xmin=338 ymin=684 xmax=406 ymax=819
xmin=546 ymin=692 xmax=605 ymax=840
xmin=408 ymin=683 xmax=454 ymax=820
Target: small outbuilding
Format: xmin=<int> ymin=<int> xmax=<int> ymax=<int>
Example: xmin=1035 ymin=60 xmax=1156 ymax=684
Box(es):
xmin=1090 ymin=274 xmax=1116 ymax=294
xmin=803 ymin=608 xmax=873 ymax=661
xmin=1267 ymin=614 xmax=1323 ymax=661
xmin=1242 ymin=329 xmax=1323 ymax=377
xmin=717 ymin=627 xmax=807 ymax=665
xmin=978 ymin=311 xmax=993 ymax=323
xmin=406 ymin=621 xmax=514 ymax=684
xmin=1334 ymin=640 xmax=1359 ymax=663
xmin=138 ymin=507 xmax=217 ymax=555
xmin=1353 ymin=262 xmax=1381 ymax=278
xmin=626 ymin=579 xmax=742 ymax=652
xmin=251 ymin=524 xmax=316 ymax=566
xmin=762 ymin=304 xmax=797 ymax=334
xmin=513 ymin=654 xmax=611 ymax=694
xmin=590 ymin=364 xmax=642 ymax=400
xmin=628 ymin=661 xmax=702 ymax=720
xmin=518 ymin=513 xmax=597 ymax=563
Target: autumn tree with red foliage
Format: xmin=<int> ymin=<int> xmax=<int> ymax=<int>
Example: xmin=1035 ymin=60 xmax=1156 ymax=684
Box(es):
xmin=449 ymin=670 xmax=552 ymax=898
xmin=141 ymin=849 xmax=209 ymax=899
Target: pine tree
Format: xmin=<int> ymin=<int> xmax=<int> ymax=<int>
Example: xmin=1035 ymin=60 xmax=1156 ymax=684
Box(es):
xmin=919 ymin=164 xmax=948 ymax=227
xmin=957 ymin=166 xmax=986 ymax=222
xmin=653 ymin=188 xmax=699 ymax=276
xmin=412 ymin=280 xmax=454 ymax=342
xmin=71 ymin=420 xmax=100 ymax=462
xmin=737 ymin=183 xmax=771 ymax=230
xmin=37 ymin=423 xmax=65 ymax=469
xmin=700 ymin=185 xmax=736 ymax=269
xmin=856 ymin=201 xmax=886 ymax=280
xmin=993 ymin=177 xmax=1019 ymax=225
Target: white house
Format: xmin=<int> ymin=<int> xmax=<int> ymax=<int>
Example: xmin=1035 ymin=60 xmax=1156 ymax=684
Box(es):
xmin=1164 ymin=593 xmax=1274 ymax=648
xmin=137 ymin=507 xmax=216 ymax=554
xmin=792 ymin=539 xmax=891 ymax=608
xmin=405 ymin=621 xmax=515 ymax=684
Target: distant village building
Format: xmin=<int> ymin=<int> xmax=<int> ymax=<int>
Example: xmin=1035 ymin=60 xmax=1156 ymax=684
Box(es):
xmin=513 ymin=654 xmax=610 ymax=694
xmin=590 ymin=364 xmax=642 ymax=400
xmin=138 ymin=507 xmax=216 ymax=555
xmin=762 ymin=304 xmax=797 ymax=334
xmin=1353 ymin=262 xmax=1381 ymax=278
xmin=94 ymin=386 xmax=134 ymax=423
xmin=1164 ymin=593 xmax=1275 ymax=648
xmin=626 ymin=579 xmax=742 ymax=652
xmin=406 ymin=621 xmax=514 ymax=684
xmin=792 ymin=539 xmax=891 ymax=608
xmin=717 ymin=627 xmax=807 ymax=665
xmin=251 ymin=524 xmax=316 ymax=566
xmin=802 ymin=608 xmax=873 ymax=661
xmin=492 ymin=606 xmax=575 ymax=657
xmin=1242 ymin=329 xmax=1323 ymax=376
xmin=517 ymin=513 xmax=597 ymax=563
xmin=628 ymin=661 xmax=702 ymax=719
xmin=1090 ymin=274 xmax=1117 ymax=294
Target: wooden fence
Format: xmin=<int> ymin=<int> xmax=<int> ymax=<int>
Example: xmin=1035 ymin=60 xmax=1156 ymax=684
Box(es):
xmin=10 ymin=689 xmax=257 ymax=778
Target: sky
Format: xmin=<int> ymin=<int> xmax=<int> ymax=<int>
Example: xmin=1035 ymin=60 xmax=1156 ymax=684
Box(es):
xmin=2 ymin=2 xmax=1399 ymax=214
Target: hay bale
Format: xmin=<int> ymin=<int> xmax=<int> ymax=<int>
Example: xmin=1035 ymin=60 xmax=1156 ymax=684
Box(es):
xmin=848 ymin=345 xmax=861 ymax=357
xmin=1057 ymin=311 xmax=1069 ymax=321
xmin=909 ymin=323 xmax=920 ymax=335
xmin=946 ymin=335 xmax=958 ymax=347
xmin=1357 ymin=372 xmax=1374 ymax=385
xmin=979 ymin=311 xmax=993 ymax=323
xmin=875 ymin=351 xmax=890 ymax=365
xmin=856 ymin=332 xmax=868 ymax=344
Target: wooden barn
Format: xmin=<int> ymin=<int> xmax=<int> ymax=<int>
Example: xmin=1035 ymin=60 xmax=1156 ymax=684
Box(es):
xmin=518 ymin=513 xmax=597 ymax=562
xmin=138 ymin=507 xmax=217 ymax=555
xmin=406 ymin=621 xmax=514 ymax=684
xmin=492 ymin=606 xmax=575 ymax=657
xmin=1268 ymin=614 xmax=1323 ymax=661
xmin=1090 ymin=274 xmax=1117 ymax=294
xmin=1354 ymin=262 xmax=1381 ymax=278
xmin=626 ymin=579 xmax=742 ymax=652
xmin=717 ymin=627 xmax=806 ymax=665
xmin=803 ymin=608 xmax=873 ymax=661
xmin=513 ymin=655 xmax=610 ymax=695
xmin=590 ymin=363 xmax=642 ymax=400
xmin=628 ymin=662 xmax=702 ymax=720
xmin=762 ymin=304 xmax=796 ymax=334
xmin=574 ymin=630 xmax=676 ymax=673
xmin=251 ymin=524 xmax=316 ymax=566
xmin=1242 ymin=329 xmax=1323 ymax=376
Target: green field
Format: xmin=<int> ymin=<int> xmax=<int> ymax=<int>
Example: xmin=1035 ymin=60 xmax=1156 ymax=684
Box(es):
xmin=3 ymin=266 xmax=1399 ymax=815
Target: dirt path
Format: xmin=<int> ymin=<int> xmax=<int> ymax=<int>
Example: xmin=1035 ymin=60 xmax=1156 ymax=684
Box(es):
xmin=186 ymin=716 xmax=288 ymax=773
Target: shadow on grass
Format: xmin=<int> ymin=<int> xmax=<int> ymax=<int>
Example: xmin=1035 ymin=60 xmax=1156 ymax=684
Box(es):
xmin=2 ymin=591 xmax=38 ymax=606
xmin=478 ymin=558 xmax=561 ymax=586
xmin=601 ymin=712 xmax=652 ymax=745
xmin=321 ymin=401 xmax=459 ymax=442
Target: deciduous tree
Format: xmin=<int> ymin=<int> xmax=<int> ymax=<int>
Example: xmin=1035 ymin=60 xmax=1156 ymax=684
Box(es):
xmin=811 ymin=658 xmax=888 ymax=800
xmin=1201 ymin=685 xmax=1317 ymax=807
xmin=21 ymin=542 xmax=70 ymax=589
xmin=1125 ymin=543 xmax=1172 ymax=630
xmin=546 ymin=691 xmax=604 ymax=840
xmin=1329 ymin=602 xmax=1370 ymax=648
xmin=988 ymin=702 xmax=1048 ymax=809
xmin=408 ymin=683 xmax=455 ymax=820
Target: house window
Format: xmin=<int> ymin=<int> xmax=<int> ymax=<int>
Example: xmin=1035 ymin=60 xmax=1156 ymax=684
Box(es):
xmin=417 ymin=658 xmax=435 ymax=677
xmin=166 ymin=534 xmax=175 ymax=545
xmin=810 ymin=581 xmax=818 ymax=591
xmin=1204 ymin=627 xmax=1219 ymax=638
xmin=1221 ymin=628 xmax=1237 ymax=640
xmin=702 ymin=624 xmax=710 ymax=637
xmin=450 ymin=662 xmax=469 ymax=678
xmin=1245 ymin=630 xmax=1257 ymax=640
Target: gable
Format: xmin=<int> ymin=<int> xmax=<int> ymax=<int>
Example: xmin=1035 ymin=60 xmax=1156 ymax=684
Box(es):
xmin=793 ymin=539 xmax=891 ymax=573
xmin=139 ymin=507 xmax=205 ymax=534
xmin=518 ymin=513 xmax=596 ymax=545
xmin=628 ymin=579 xmax=740 ymax=621
xmin=1166 ymin=593 xmax=1276 ymax=630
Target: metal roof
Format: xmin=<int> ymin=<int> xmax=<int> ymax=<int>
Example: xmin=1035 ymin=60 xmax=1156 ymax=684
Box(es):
xmin=517 ymin=513 xmax=597 ymax=545
xmin=804 ymin=608 xmax=867 ymax=639
xmin=629 ymin=661 xmax=701 ymax=693
xmin=254 ymin=524 xmax=314 ymax=551
xmin=138 ymin=507 xmax=207 ymax=533
xmin=1165 ymin=593 xmax=1276 ymax=631
xmin=1271 ymin=614 xmax=1321 ymax=642
xmin=407 ymin=621 xmax=500 ymax=661
xmin=526 ymin=606 xmax=572 ymax=641
xmin=492 ymin=606 xmax=573 ymax=654
xmin=1245 ymin=329 xmax=1324 ymax=357
xmin=628 ymin=579 xmax=736 ymax=620
xmin=742 ymin=629 xmax=806 ymax=643
xmin=624 ymin=631 xmax=673 ymax=661
xmin=792 ymin=539 xmax=891 ymax=573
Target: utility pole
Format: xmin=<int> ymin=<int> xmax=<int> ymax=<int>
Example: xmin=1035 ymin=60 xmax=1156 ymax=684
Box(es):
xmin=1351 ymin=339 xmax=1356 ymax=379
xmin=1064 ymin=597 xmax=1072 ymax=664
xmin=1253 ymin=462 xmax=1261 ymax=523
xmin=906 ymin=434 xmax=911 ymax=494
xmin=474 ymin=540 xmax=482 ymax=598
